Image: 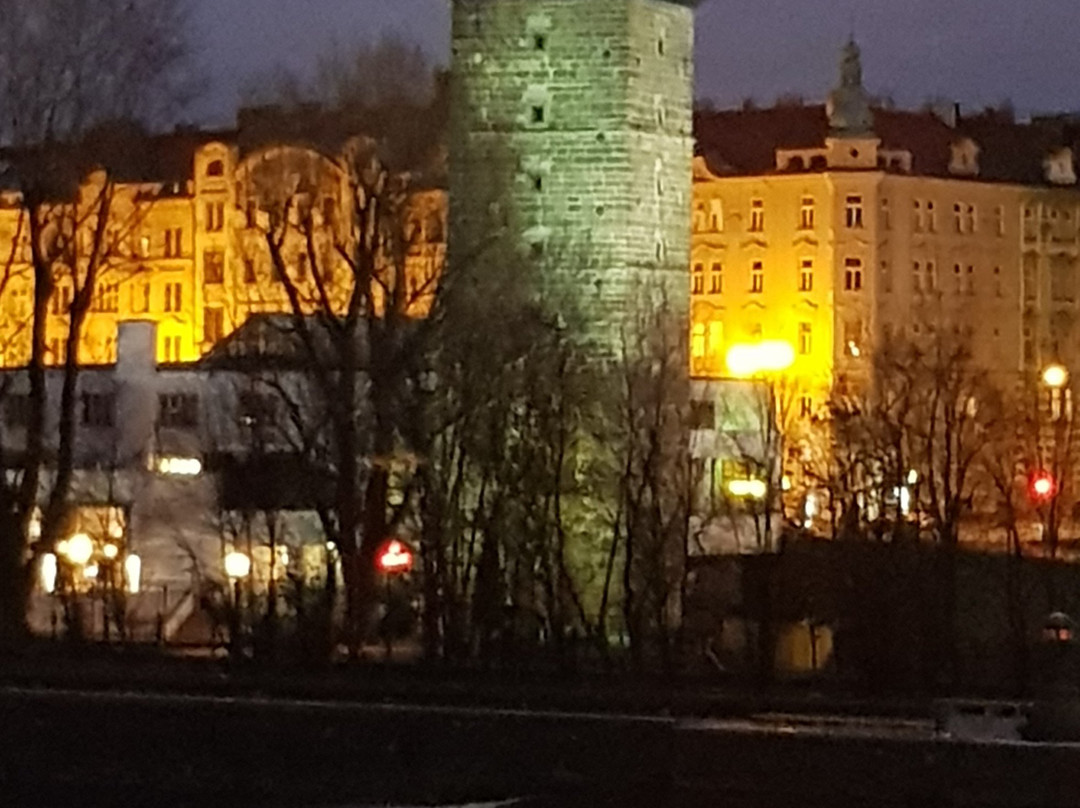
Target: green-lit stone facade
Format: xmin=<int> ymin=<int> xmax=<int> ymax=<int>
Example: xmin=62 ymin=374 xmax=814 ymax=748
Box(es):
xmin=449 ymin=0 xmax=695 ymax=345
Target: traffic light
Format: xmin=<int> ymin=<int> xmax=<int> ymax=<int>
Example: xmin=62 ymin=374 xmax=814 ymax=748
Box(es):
xmin=1029 ymin=471 xmax=1058 ymax=503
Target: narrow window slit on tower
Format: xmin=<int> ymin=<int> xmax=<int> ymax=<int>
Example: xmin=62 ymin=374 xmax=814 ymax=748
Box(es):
xmin=532 ymin=106 xmax=545 ymax=124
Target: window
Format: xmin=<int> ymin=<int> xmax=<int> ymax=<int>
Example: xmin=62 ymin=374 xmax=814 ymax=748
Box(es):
xmin=750 ymin=260 xmax=764 ymax=293
xmin=844 ymin=258 xmax=863 ymax=291
xmin=4 ymin=395 xmax=29 ymax=428
xmin=206 ymin=201 xmax=225 ymax=232
xmin=531 ymin=105 xmax=545 ymax=124
xmin=994 ymin=266 xmax=1003 ymax=297
xmin=139 ymin=235 xmax=151 ymax=257
xmin=204 ymin=308 xmax=224 ymax=344
xmin=913 ymin=261 xmax=923 ymax=293
xmin=749 ymin=200 xmax=764 ymax=232
xmin=161 ymin=335 xmax=182 ymax=363
xmin=81 ymin=393 xmax=115 ymax=428
xmin=927 ymin=201 xmax=936 ymax=232
xmin=799 ymin=197 xmax=815 ymax=230
xmin=799 ymin=396 xmax=813 ymax=419
xmin=913 ymin=200 xmax=923 ymax=232
xmin=996 ymin=205 xmax=1006 ymax=236
xmin=709 ymin=199 xmax=723 ymax=231
xmin=844 ymin=320 xmax=863 ymax=357
xmin=709 ymin=262 xmax=723 ymax=294
xmin=799 ymin=259 xmax=814 ymax=292
xmin=533 ymin=34 xmax=546 ymax=50
xmin=881 ymin=198 xmax=891 ymax=230
xmin=164 ymin=228 xmax=183 ymax=258
xmin=131 ymin=282 xmax=150 ymax=314
xmin=91 ymin=282 xmax=119 ymax=313
xmin=206 ymin=160 xmax=224 ymax=177
xmin=953 ymin=263 xmax=963 ymax=293
xmin=689 ymin=400 xmax=715 ymax=430
xmin=203 ymin=250 xmax=224 ymax=284
xmin=246 ymin=200 xmax=259 ymax=229
xmin=845 ymin=195 xmax=864 ymax=229
xmin=953 ymin=203 xmax=964 ymax=233
xmin=50 ymin=285 xmax=71 ymax=316
xmin=691 ymin=323 xmax=706 ymax=359
xmin=243 ymin=259 xmax=257 ymax=285
xmin=164 ymin=282 xmax=183 ymax=313
xmin=48 ymin=338 xmax=67 ymax=365
xmin=296 ymin=253 xmax=308 ymax=281
xmin=158 ymin=393 xmax=199 ymax=428
xmin=798 ymin=322 xmax=812 ymax=355
xmin=965 ymin=265 xmax=975 ymax=296
xmin=966 ymin=204 xmax=977 ymax=233
xmin=692 ymin=263 xmax=704 ymax=294
xmin=692 ymin=205 xmax=706 ymax=233
xmin=926 ymin=261 xmax=937 ymax=292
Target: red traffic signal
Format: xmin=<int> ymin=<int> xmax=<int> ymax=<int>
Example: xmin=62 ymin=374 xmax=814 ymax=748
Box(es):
xmin=377 ymin=539 xmax=414 ymax=574
xmin=1029 ymin=471 xmax=1058 ymax=503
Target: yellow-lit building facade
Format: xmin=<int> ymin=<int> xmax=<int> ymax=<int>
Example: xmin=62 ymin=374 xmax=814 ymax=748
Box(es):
xmin=690 ymin=41 xmax=1080 ymax=419
xmin=0 ymin=128 xmax=445 ymax=368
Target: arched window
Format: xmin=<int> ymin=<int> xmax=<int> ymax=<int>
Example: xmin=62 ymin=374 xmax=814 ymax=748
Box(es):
xmin=206 ymin=160 xmax=224 ymax=177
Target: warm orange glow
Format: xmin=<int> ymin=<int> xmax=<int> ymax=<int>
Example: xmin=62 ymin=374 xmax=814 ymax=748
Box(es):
xmin=1029 ymin=471 xmax=1058 ymax=502
xmin=726 ymin=341 xmax=796 ymax=377
xmin=377 ymin=539 xmax=413 ymax=574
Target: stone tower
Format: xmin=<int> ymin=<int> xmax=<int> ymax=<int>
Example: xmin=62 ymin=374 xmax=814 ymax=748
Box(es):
xmin=449 ymin=0 xmax=698 ymax=348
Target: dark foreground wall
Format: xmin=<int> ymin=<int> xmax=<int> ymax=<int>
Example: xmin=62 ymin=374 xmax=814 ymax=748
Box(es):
xmin=1 ymin=688 xmax=1077 ymax=808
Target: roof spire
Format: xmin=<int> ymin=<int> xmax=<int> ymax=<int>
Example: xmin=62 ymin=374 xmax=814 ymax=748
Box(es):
xmin=827 ymin=37 xmax=873 ymax=137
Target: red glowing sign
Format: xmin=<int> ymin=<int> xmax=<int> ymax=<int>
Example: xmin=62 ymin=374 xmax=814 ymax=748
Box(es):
xmin=377 ymin=540 xmax=413 ymax=574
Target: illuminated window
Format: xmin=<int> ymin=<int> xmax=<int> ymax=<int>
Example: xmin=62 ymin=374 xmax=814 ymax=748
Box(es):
xmin=798 ymin=322 xmax=812 ymax=355
xmin=91 ymin=282 xmax=119 ymax=313
xmin=691 ymin=323 xmax=706 ymax=359
xmin=799 ymin=198 xmax=815 ymax=230
xmin=47 ymin=338 xmax=66 ymax=366
xmin=692 ymin=263 xmax=704 ymax=294
xmin=799 ymin=259 xmax=813 ymax=292
xmin=710 ymin=262 xmax=723 ymax=294
xmin=750 ymin=260 xmax=764 ymax=293
xmin=749 ymin=200 xmax=764 ymax=232
xmin=845 ymin=196 xmax=864 ymax=229
xmin=692 ymin=205 xmax=706 ymax=233
xmin=799 ymin=396 xmax=813 ymax=419
xmin=844 ymin=320 xmax=863 ymax=357
xmin=844 ymin=258 xmax=863 ymax=291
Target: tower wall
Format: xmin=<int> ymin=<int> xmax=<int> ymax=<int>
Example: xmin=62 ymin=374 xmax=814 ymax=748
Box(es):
xmin=449 ymin=0 xmax=696 ymax=345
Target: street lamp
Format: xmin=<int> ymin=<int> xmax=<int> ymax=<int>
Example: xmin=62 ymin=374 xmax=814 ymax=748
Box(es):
xmin=224 ymin=550 xmax=251 ymax=656
xmin=1043 ymin=363 xmax=1069 ymax=390
xmin=376 ymin=539 xmax=414 ymax=660
xmin=62 ymin=533 xmax=94 ymax=566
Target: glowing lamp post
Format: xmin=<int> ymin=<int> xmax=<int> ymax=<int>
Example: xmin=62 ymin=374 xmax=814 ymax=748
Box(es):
xmin=377 ymin=540 xmax=414 ymax=660
xmin=224 ymin=551 xmax=251 ymax=655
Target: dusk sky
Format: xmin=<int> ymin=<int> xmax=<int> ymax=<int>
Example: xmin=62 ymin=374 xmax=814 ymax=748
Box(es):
xmin=190 ymin=0 xmax=1080 ymax=124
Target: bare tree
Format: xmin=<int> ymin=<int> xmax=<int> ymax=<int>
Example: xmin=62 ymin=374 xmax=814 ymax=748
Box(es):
xmin=0 ymin=0 xmax=194 ymax=645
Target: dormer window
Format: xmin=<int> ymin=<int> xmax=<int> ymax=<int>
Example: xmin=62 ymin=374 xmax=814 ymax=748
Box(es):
xmin=1045 ymin=148 xmax=1077 ymax=186
xmin=949 ymin=139 xmax=980 ymax=177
